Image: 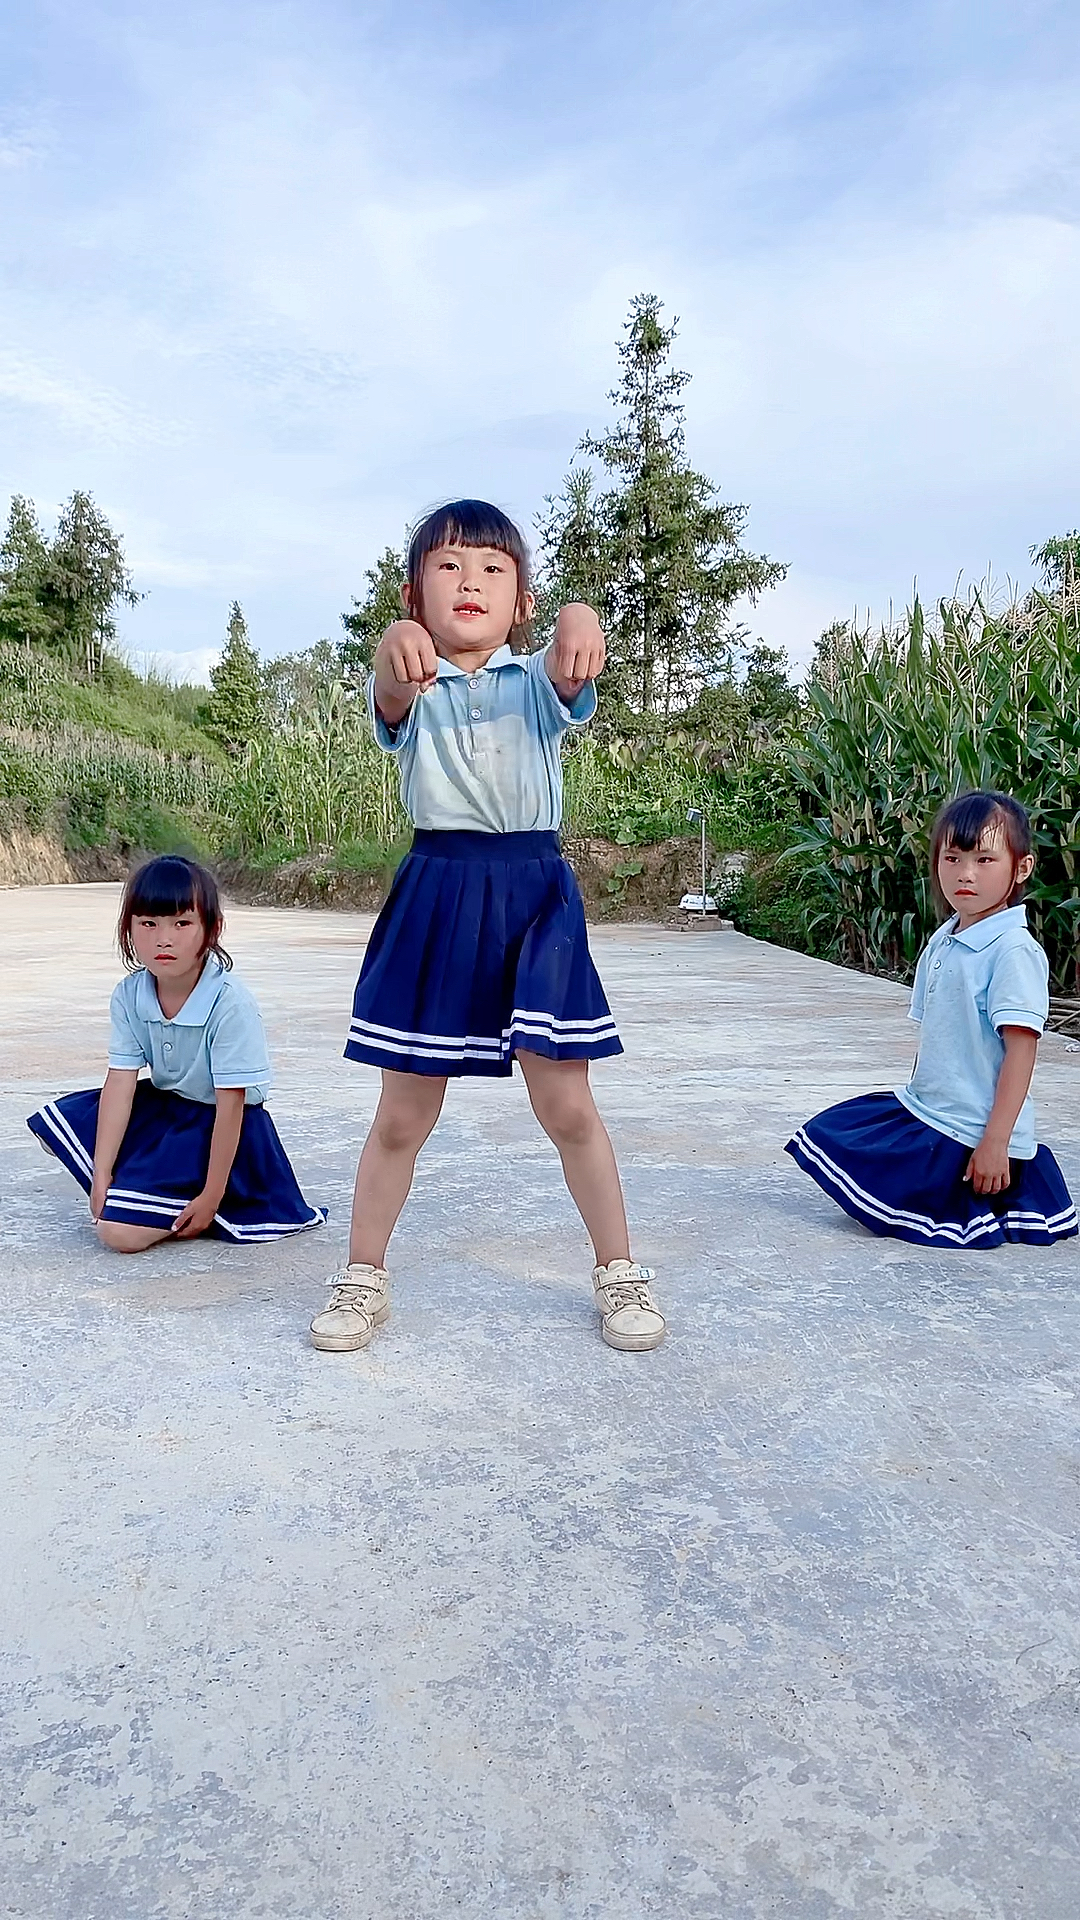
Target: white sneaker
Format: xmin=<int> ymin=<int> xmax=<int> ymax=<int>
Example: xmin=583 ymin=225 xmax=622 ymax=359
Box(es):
xmin=310 ymin=1264 xmax=390 ymax=1352
xmin=592 ymin=1260 xmax=666 ymax=1351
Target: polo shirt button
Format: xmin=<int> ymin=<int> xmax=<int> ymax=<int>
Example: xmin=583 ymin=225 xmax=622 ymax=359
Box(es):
xmin=470 ymin=707 xmax=482 ymax=719
xmin=468 ymin=677 xmax=481 ymax=688
xmin=933 ymin=961 xmax=942 ymax=970
xmin=163 ymin=1041 xmax=173 ymax=1051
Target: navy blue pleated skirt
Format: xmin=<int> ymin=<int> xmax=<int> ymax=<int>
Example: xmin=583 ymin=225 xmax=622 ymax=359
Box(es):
xmin=28 ymin=1081 xmax=327 ymax=1241
xmin=344 ymin=829 xmax=623 ymax=1077
xmin=786 ymin=1092 xmax=1078 ymax=1248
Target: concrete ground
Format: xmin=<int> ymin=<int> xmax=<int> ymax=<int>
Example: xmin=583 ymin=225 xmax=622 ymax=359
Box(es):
xmin=2 ymin=884 xmax=1080 ymax=1920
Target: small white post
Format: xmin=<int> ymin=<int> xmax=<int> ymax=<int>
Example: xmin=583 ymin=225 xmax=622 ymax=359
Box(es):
xmin=687 ymin=807 xmax=706 ymax=916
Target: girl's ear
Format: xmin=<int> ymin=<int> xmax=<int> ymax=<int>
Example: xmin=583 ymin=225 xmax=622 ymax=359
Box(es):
xmin=518 ymin=588 xmax=536 ymax=624
xmin=1016 ymin=853 xmax=1035 ymax=887
xmin=400 ymin=580 xmax=412 ymax=613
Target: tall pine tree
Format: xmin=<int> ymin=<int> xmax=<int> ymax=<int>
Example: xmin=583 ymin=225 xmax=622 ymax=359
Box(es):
xmin=0 ymin=496 xmax=53 ymax=652
xmin=540 ymin=295 xmax=785 ymax=717
xmin=43 ymin=489 xmax=140 ymax=678
xmin=205 ymin=603 xmax=267 ymax=757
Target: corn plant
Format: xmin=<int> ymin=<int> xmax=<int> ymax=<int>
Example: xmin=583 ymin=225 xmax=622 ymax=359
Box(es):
xmin=223 ymin=683 xmax=408 ymax=855
xmin=790 ymin=591 xmax=1080 ymax=988
xmin=0 ymin=722 xmax=228 ymax=845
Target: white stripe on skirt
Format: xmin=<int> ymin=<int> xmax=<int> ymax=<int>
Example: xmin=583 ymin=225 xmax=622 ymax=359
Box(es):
xmin=791 ymin=1125 xmax=1078 ymax=1242
xmin=347 ymin=1007 xmax=620 ymax=1062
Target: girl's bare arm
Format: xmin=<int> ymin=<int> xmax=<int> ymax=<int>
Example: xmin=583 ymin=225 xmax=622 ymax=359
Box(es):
xmin=172 ymin=1087 xmax=247 ymax=1237
xmin=965 ymin=1026 xmax=1039 ymax=1194
xmin=91 ymin=1068 xmax=139 ymax=1218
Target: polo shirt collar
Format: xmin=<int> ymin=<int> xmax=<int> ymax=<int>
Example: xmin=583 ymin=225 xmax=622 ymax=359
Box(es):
xmin=435 ymin=643 xmax=525 ymax=679
xmin=948 ymin=904 xmax=1028 ymax=951
xmin=134 ymin=953 xmax=229 ymax=1024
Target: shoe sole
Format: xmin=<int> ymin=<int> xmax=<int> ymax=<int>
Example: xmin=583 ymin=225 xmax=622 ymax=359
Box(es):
xmin=601 ymin=1322 xmax=666 ymax=1352
xmin=310 ymin=1298 xmax=391 ymax=1352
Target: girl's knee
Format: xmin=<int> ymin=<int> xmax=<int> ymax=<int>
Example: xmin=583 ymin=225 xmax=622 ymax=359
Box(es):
xmin=373 ymin=1085 xmax=445 ymax=1154
xmin=535 ymin=1089 xmax=601 ymax=1151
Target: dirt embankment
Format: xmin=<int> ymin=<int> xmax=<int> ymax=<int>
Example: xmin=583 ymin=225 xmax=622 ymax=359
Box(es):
xmin=1 ymin=829 xmax=719 ymax=923
xmin=0 ymin=830 xmax=131 ymax=888
xmin=218 ymin=836 xmax=716 ymax=921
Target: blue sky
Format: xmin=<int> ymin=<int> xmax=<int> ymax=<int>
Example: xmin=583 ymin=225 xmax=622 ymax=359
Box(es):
xmin=2 ymin=0 xmax=1078 ymax=679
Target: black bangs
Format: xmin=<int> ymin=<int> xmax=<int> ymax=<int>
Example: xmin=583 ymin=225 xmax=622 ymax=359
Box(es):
xmin=125 ymin=855 xmax=200 ymax=919
xmin=934 ymin=790 xmax=1031 ymax=854
xmin=118 ymin=856 xmax=232 ymax=970
xmin=407 ymin=499 xmax=532 ymax=589
xmin=928 ymin=789 xmax=1033 ymax=916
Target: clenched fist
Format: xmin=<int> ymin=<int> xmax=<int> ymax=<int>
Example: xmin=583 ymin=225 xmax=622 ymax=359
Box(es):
xmin=375 ymin=620 xmax=440 ymax=695
xmin=546 ymin=603 xmax=605 ymax=701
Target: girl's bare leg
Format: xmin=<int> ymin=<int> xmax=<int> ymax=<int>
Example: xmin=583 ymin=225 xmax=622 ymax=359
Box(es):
xmin=348 ymin=1069 xmax=448 ymax=1267
xmin=516 ymin=1052 xmax=630 ymax=1268
xmin=96 ymin=1221 xmax=173 ymax=1253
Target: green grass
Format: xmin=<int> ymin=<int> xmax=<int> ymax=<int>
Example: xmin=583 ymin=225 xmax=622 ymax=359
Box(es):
xmin=0 ymin=645 xmax=224 ymax=761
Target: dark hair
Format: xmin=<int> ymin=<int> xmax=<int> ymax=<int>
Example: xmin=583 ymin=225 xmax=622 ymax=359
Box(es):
xmin=118 ymin=856 xmax=232 ymax=970
xmin=405 ymin=498 xmax=533 ymax=650
xmin=929 ymin=790 xmax=1033 ymax=916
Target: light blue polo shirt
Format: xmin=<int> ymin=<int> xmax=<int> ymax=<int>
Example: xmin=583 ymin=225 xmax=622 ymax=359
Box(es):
xmin=108 ymin=956 xmax=272 ymax=1106
xmin=368 ymin=643 xmax=596 ymax=833
xmin=896 ymin=906 xmax=1048 ymax=1159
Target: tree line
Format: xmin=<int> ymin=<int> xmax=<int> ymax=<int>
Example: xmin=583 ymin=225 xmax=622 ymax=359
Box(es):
xmin=0 ymin=295 xmax=794 ymax=757
xmin=0 ymin=491 xmax=139 ymax=680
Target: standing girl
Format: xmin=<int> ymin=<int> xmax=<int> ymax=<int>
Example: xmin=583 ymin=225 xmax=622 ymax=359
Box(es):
xmin=28 ymin=856 xmax=326 ymax=1249
xmin=310 ymin=499 xmax=665 ymax=1354
xmin=786 ymin=790 xmax=1078 ymax=1248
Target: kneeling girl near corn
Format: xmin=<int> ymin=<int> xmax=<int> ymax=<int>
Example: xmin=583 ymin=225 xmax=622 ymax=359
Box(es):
xmin=786 ymin=790 xmax=1078 ymax=1249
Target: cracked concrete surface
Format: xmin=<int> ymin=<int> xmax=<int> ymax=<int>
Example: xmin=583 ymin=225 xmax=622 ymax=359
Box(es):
xmin=2 ymin=883 xmax=1079 ymax=1919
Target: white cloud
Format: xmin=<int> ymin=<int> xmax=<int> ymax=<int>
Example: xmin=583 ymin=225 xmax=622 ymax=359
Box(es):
xmin=2 ymin=0 xmax=1079 ymax=677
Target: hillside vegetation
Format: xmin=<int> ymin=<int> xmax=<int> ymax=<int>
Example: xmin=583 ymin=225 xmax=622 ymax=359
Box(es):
xmin=4 ymin=305 xmax=1080 ymax=987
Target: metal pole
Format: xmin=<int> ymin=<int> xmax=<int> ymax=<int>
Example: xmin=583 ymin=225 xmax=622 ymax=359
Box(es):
xmin=687 ymin=807 xmax=707 ymax=917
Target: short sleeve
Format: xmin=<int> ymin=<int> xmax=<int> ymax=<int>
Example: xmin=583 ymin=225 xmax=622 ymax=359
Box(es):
xmin=908 ymin=945 xmax=929 ymax=1024
xmin=108 ymin=980 xmax=148 ymax=1069
xmin=206 ymin=991 xmax=272 ymax=1092
xmin=986 ymin=937 xmax=1048 ymax=1035
xmin=367 ymin=671 xmax=419 ymax=754
xmin=530 ymin=645 xmax=598 ymax=729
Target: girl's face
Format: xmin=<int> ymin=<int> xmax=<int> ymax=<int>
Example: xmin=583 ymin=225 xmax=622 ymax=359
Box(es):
xmin=130 ymin=909 xmax=210 ymax=985
xmin=937 ymin=828 xmax=1033 ymax=928
xmin=408 ymin=544 xmax=533 ymax=657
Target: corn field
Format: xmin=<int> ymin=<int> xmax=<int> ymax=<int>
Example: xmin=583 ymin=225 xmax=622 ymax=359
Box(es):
xmin=227 ymin=686 xmax=407 ymax=856
xmin=10 ymin=593 xmax=1080 ymax=993
xmin=225 ymin=691 xmax=779 ymax=858
xmin=791 ymin=591 xmax=1080 ymax=989
xmin=0 ymin=724 xmax=228 ymax=845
